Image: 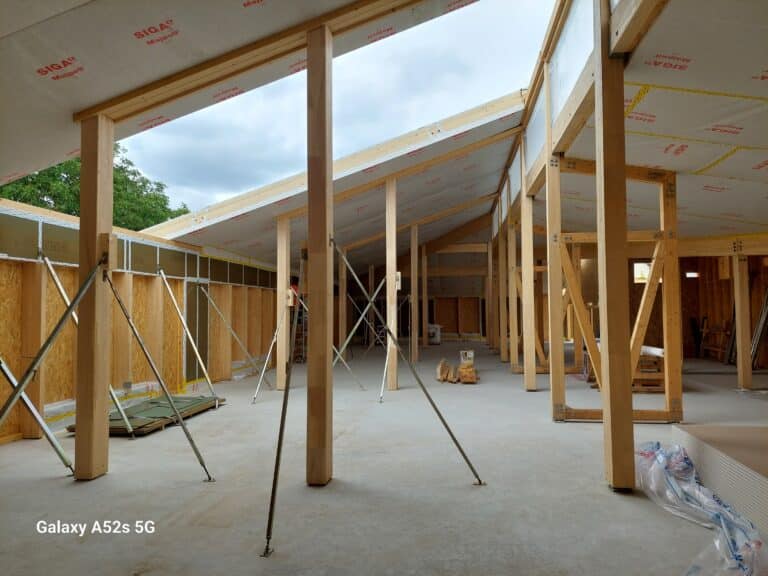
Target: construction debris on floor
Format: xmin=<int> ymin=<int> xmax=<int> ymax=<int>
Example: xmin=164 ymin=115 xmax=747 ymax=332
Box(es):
xmin=66 ymin=395 xmax=223 ymax=437
xmin=436 ymin=350 xmax=478 ymax=384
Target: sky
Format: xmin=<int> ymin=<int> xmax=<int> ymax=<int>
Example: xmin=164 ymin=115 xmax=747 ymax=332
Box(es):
xmin=121 ymin=0 xmax=555 ymax=212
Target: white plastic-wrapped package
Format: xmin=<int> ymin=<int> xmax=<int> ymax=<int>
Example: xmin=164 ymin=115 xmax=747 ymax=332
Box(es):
xmin=635 ymin=442 xmax=767 ymax=576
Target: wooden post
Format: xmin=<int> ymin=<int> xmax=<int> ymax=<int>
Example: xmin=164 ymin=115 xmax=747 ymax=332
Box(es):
xmin=508 ymin=219 xmax=519 ymax=370
xmin=421 ymin=245 xmax=428 ymax=347
xmin=594 ymin=0 xmax=634 ymax=490
xmin=386 ymin=178 xmax=398 ymax=391
xmin=660 ymin=177 xmax=683 ymax=416
xmin=276 ymin=218 xmax=291 ymax=390
xmin=571 ymin=245 xmax=584 ymax=370
xmin=521 ymin=140 xmax=537 ymax=391
xmin=498 ymin=209 xmax=509 ymax=362
xmin=306 ymin=24 xmax=333 ymax=486
xmin=545 ymin=62 xmax=565 ymax=420
xmin=486 ymin=241 xmax=493 ymax=346
xmin=20 ymin=262 xmax=46 ymax=439
xmin=111 ymin=272 xmax=133 ymax=388
xmin=733 ymin=254 xmax=752 ymax=390
xmin=338 ymin=247 xmax=347 ymax=361
xmin=491 ymin=241 xmax=499 ymax=350
xmin=410 ymin=226 xmax=419 ymax=362
xmin=75 ymin=114 xmax=113 ymax=480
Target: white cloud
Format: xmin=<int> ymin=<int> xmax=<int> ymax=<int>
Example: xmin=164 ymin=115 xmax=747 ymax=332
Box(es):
xmin=122 ymin=0 xmax=554 ymax=211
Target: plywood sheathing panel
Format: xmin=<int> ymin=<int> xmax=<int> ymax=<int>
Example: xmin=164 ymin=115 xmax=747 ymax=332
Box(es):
xmin=162 ymin=277 xmax=184 ymax=392
xmin=0 ymin=260 xmax=23 ymax=440
xmin=208 ymin=283 xmax=232 ymax=382
xmin=247 ymin=287 xmax=263 ymax=358
xmin=231 ymin=285 xmax=248 ymax=362
xmin=44 ymin=265 xmax=77 ymax=403
xmin=111 ymin=272 xmax=132 ymax=389
xmin=261 ymin=290 xmax=275 ymax=367
xmin=131 ymin=276 xmax=163 ymax=386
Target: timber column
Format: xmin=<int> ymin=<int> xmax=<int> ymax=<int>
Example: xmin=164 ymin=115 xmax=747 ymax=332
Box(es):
xmin=306 ymin=25 xmax=333 ymax=486
xmin=75 ymin=114 xmax=113 ymax=480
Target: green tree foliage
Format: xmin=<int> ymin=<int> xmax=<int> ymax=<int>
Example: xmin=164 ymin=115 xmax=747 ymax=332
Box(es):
xmin=0 ymin=144 xmax=188 ymax=230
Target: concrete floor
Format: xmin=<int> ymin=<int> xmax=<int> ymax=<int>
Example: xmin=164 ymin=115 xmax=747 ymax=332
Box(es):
xmin=1 ymin=342 xmax=766 ymax=575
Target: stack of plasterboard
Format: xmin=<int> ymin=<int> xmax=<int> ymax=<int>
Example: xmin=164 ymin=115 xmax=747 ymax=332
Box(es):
xmin=673 ymin=425 xmax=768 ymax=537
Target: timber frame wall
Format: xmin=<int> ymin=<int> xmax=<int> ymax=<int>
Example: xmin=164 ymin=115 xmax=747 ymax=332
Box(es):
xmin=0 ymin=201 xmax=276 ymax=445
xmin=485 ymin=0 xmax=768 ymax=490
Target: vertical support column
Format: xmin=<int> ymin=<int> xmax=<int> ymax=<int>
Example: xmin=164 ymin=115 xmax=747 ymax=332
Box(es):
xmin=421 ymin=245 xmax=428 ymax=347
xmin=498 ymin=207 xmax=509 ymax=362
xmin=521 ymin=141 xmax=537 ymax=391
xmin=508 ymin=220 xmax=519 ymax=370
xmin=385 ymin=178 xmax=398 ymax=391
xmin=545 ymin=62 xmax=565 ymax=420
xmin=20 ymin=262 xmax=46 ymax=439
xmin=276 ymin=218 xmax=291 ymax=390
xmin=490 ymin=242 xmax=499 ymax=350
xmin=76 ymin=114 xmax=113 ymax=480
xmin=410 ymin=225 xmax=419 ymax=362
xmin=571 ymin=245 xmax=584 ymax=370
xmin=111 ymin=272 xmax=133 ymax=388
xmin=594 ymin=0 xmax=634 ymax=490
xmin=338 ymin=248 xmax=347 ymax=361
xmin=486 ymin=241 xmax=493 ymax=345
xmin=306 ymin=24 xmax=333 ymax=486
xmin=661 ymin=176 xmax=683 ymax=418
xmin=733 ymin=254 xmax=752 ymax=390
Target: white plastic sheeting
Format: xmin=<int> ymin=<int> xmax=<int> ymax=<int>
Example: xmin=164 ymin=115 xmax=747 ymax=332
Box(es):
xmin=548 ymin=0 xmax=593 ymax=122
xmin=508 ymin=148 xmax=521 ymax=205
xmin=636 ymin=442 xmax=767 ymax=576
xmin=525 ymin=93 xmax=546 ymax=175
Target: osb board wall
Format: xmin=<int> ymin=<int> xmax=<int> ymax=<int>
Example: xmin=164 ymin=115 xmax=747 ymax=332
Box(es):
xmin=208 ymin=284 xmax=232 ymax=382
xmin=0 ymin=261 xmax=23 ymax=440
xmin=131 ymin=276 xmax=163 ymax=384
xmin=43 ymin=265 xmax=77 ymax=404
xmin=458 ymin=297 xmax=480 ymax=333
xmin=161 ymin=278 xmax=184 ymax=392
xmin=231 ymin=286 xmax=248 ymax=362
xmin=261 ymin=289 xmax=275 ymax=368
xmin=111 ymin=272 xmax=133 ymax=389
xmin=247 ymin=287 xmax=263 ymax=357
xmin=435 ymin=297 xmax=459 ymax=333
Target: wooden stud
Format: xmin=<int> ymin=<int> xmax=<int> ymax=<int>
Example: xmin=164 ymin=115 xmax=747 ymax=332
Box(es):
xmin=571 ymin=245 xmax=584 ymax=370
xmin=421 ymin=245 xmax=428 ymax=348
xmin=498 ymin=211 xmax=509 ymax=362
xmin=544 ymin=62 xmax=565 ymax=420
xmin=276 ymin=218 xmax=291 ymax=390
xmin=733 ymin=254 xmax=752 ymax=390
xmin=486 ymin=241 xmax=493 ymax=346
xmin=247 ymin=287 xmax=263 ymax=358
xmin=520 ymin=140 xmax=537 ymax=391
xmin=410 ymin=226 xmax=419 ymax=362
xmin=385 ymin=178 xmax=398 ymax=391
xmin=75 ymin=114 xmax=113 ymax=480
xmin=508 ymin=218 xmax=519 ymax=370
xmin=306 ymin=24 xmax=333 ymax=486
xmin=20 ymin=262 xmax=46 ymax=439
xmin=661 ymin=177 xmax=683 ymax=416
xmin=111 ymin=272 xmax=133 ymax=388
xmin=594 ymin=0 xmax=634 ymax=490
